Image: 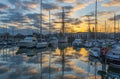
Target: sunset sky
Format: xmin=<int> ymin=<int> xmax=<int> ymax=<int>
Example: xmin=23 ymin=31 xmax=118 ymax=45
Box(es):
xmin=0 ymin=0 xmax=120 ymax=34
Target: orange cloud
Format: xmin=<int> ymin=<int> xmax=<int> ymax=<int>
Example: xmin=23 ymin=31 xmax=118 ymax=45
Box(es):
xmin=72 ymin=3 xmax=86 ymax=12
xmin=102 ymin=0 xmax=120 ymax=7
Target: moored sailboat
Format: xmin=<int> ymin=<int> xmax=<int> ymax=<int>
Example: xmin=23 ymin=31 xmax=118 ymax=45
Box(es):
xmin=36 ymin=0 xmax=48 ymax=48
xmin=106 ymin=48 xmax=120 ymax=68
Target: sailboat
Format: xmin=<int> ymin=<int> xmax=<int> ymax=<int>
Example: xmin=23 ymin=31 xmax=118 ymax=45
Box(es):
xmin=105 ymin=14 xmax=120 ymax=68
xmin=88 ymin=0 xmax=101 ymax=57
xmin=48 ymin=10 xmax=58 ymax=47
xmin=36 ymin=0 xmax=48 ymax=48
xmin=58 ymin=7 xmax=68 ymax=43
xmin=84 ymin=15 xmax=93 ymax=48
xmin=106 ymin=47 xmax=120 ymax=68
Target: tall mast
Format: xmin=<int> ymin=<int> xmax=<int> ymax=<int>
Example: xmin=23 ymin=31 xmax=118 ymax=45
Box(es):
xmin=88 ymin=16 xmax=91 ymax=40
xmin=118 ymin=20 xmax=120 ymax=37
xmin=54 ymin=7 xmax=66 ymax=36
xmin=39 ymin=1 xmax=43 ymax=79
xmin=39 ymin=0 xmax=42 ymax=39
xmin=6 ymin=25 xmax=8 ymax=41
xmin=95 ymin=0 xmax=98 ymax=40
xmin=105 ymin=20 xmax=107 ymax=39
xmin=62 ymin=7 xmax=65 ymax=36
xmin=114 ymin=13 xmax=116 ymax=39
xmin=49 ymin=10 xmax=51 ymax=35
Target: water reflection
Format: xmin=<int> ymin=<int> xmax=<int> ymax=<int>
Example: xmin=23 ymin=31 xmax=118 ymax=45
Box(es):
xmin=98 ymin=63 xmax=120 ymax=79
xmin=0 ymin=45 xmax=119 ymax=79
xmin=107 ymin=66 xmax=120 ymax=79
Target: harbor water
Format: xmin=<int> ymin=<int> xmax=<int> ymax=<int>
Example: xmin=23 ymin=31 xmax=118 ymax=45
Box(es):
xmin=0 ymin=44 xmax=119 ymax=79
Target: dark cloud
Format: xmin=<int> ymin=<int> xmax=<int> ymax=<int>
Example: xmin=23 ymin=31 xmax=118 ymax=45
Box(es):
xmin=109 ymin=14 xmax=120 ymax=21
xmin=26 ymin=13 xmax=40 ymax=20
xmin=0 ymin=3 xmax=9 ymax=10
xmin=64 ymin=5 xmax=74 ymax=10
xmin=8 ymin=12 xmax=24 ymax=22
xmin=0 ymin=19 xmax=10 ymax=23
xmin=0 ymin=12 xmax=29 ymax=24
xmin=8 ymin=0 xmax=39 ymax=11
xmin=64 ymin=18 xmax=73 ymax=23
xmin=42 ymin=3 xmax=59 ymax=10
xmin=84 ymin=18 xmax=95 ymax=25
xmin=81 ymin=14 xmax=94 ymax=19
xmin=71 ymin=18 xmax=82 ymax=25
xmin=26 ymin=13 xmax=43 ymax=24
xmin=0 ymin=11 xmax=7 ymax=14
xmin=53 ymin=11 xmax=70 ymax=19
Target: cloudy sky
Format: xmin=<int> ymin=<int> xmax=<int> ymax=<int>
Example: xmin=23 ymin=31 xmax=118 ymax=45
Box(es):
xmin=0 ymin=0 xmax=120 ymax=35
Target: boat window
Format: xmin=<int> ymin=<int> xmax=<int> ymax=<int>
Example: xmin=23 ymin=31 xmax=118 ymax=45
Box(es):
xmin=33 ymin=40 xmax=36 ymax=41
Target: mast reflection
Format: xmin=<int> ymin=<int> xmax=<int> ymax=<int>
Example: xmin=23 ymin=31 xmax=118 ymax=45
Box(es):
xmin=58 ymin=43 xmax=68 ymax=79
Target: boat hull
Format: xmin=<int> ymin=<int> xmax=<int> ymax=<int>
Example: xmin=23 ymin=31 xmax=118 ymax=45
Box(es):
xmin=36 ymin=42 xmax=48 ymax=48
xmin=106 ymin=57 xmax=120 ymax=68
xmin=18 ymin=42 xmax=36 ymax=48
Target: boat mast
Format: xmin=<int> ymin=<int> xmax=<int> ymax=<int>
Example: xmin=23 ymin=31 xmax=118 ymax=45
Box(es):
xmin=55 ymin=7 xmax=66 ymax=36
xmin=49 ymin=49 xmax=51 ymax=79
xmin=95 ymin=0 xmax=98 ymax=40
xmin=12 ymin=27 xmax=15 ymax=42
xmin=88 ymin=16 xmax=91 ymax=40
xmin=118 ymin=20 xmax=120 ymax=37
xmin=105 ymin=20 xmax=107 ymax=39
xmin=114 ymin=13 xmax=116 ymax=40
xmin=49 ymin=10 xmax=51 ymax=35
xmin=39 ymin=0 xmax=43 ymax=40
xmin=6 ymin=25 xmax=8 ymax=42
xmin=62 ymin=7 xmax=65 ymax=36
xmin=61 ymin=50 xmax=65 ymax=79
xmin=39 ymin=0 xmax=43 ymax=79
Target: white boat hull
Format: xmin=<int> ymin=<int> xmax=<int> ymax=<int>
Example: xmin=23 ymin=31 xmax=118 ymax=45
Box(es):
xmin=36 ymin=42 xmax=48 ymax=48
xmin=89 ymin=48 xmax=100 ymax=58
xmin=17 ymin=36 xmax=37 ymax=48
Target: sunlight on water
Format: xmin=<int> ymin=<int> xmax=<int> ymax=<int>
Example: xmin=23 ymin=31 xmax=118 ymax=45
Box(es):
xmin=79 ymin=48 xmax=89 ymax=57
